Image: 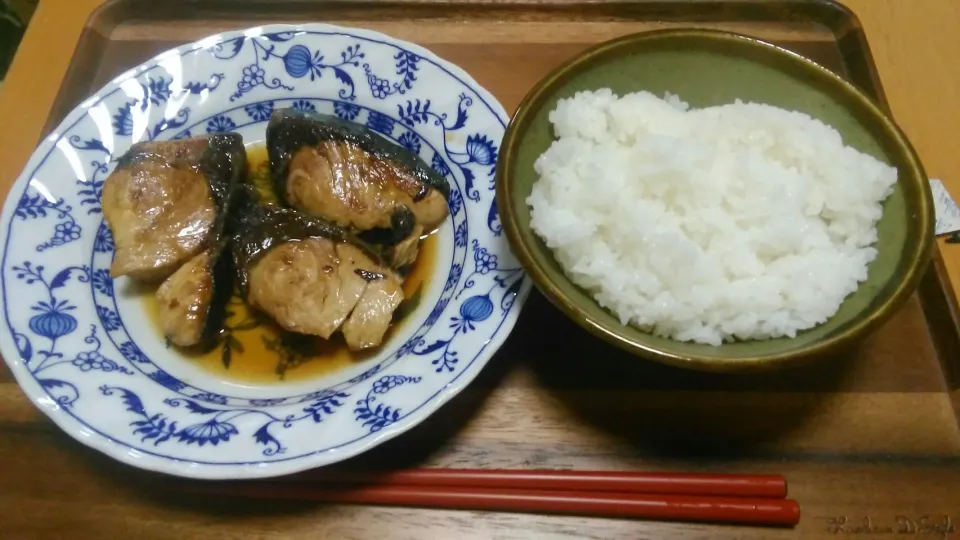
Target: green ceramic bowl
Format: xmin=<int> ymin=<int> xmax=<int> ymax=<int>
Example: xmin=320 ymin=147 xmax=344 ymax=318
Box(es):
xmin=496 ymin=29 xmax=934 ymax=372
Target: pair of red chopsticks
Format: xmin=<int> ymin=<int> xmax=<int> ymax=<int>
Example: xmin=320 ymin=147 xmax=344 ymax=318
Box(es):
xmin=170 ymin=468 xmax=800 ymax=527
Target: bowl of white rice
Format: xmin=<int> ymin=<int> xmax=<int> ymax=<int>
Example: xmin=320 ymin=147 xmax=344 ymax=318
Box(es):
xmin=496 ymin=29 xmax=934 ymax=371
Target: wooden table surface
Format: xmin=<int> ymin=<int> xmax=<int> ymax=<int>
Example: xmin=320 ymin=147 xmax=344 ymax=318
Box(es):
xmin=3 ymin=1 xmax=960 ymax=539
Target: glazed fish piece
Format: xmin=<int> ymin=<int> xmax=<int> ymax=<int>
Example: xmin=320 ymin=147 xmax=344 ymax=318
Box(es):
xmin=232 ymin=190 xmax=404 ymax=350
xmin=266 ymin=109 xmax=450 ymax=267
xmin=341 ymin=268 xmax=405 ymax=350
xmin=154 ymin=242 xmax=233 ymax=349
xmin=155 ymin=250 xmax=213 ymax=347
xmin=152 ymin=138 xmax=244 ymax=349
xmin=102 ymin=133 xmax=246 ymax=281
xmin=339 ymin=255 xmax=403 ymax=351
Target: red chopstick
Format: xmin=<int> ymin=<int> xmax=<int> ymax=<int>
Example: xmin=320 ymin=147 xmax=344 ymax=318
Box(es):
xmin=290 ymin=468 xmax=788 ymax=499
xmin=167 ymin=469 xmax=798 ymax=526
xmin=175 ymin=482 xmax=801 ymax=526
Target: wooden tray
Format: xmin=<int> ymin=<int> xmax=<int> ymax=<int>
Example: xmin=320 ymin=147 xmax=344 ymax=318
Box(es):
xmin=4 ymin=1 xmax=960 ymax=538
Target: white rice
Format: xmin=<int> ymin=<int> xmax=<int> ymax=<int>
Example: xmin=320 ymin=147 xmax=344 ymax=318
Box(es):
xmin=527 ymin=89 xmax=897 ymax=346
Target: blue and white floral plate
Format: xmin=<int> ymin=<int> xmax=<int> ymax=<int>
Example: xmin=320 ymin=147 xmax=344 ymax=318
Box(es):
xmin=0 ymin=24 xmax=530 ymax=479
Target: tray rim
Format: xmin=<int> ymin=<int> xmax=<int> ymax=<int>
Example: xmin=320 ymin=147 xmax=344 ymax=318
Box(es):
xmin=51 ymin=0 xmax=886 ymax=133
xmin=31 ymin=0 xmax=960 ymax=386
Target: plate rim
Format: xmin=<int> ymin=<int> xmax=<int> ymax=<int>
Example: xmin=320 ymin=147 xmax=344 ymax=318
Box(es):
xmin=0 ymin=22 xmax=532 ymax=479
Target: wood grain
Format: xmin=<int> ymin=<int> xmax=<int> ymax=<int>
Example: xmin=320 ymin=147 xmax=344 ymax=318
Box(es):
xmin=1 ymin=1 xmax=960 ymax=539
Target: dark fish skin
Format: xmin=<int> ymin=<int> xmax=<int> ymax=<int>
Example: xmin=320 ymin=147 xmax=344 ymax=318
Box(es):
xmin=181 ymin=134 xmax=245 ymax=351
xmin=201 ymin=133 xmax=248 ymax=249
xmin=191 ymin=234 xmax=237 ymax=351
xmin=356 ymin=206 xmax=416 ymax=246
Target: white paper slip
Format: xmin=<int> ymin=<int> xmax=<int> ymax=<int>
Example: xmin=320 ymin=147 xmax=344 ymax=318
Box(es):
xmin=930 ymin=179 xmax=960 ymax=237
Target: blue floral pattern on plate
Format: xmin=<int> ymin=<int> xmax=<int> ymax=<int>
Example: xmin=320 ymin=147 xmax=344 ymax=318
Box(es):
xmin=0 ymin=23 xmax=529 ymax=479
